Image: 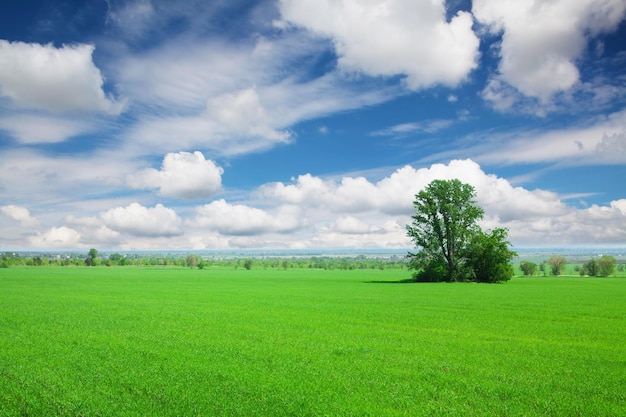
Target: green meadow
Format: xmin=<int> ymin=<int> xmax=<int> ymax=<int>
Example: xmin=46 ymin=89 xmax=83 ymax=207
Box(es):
xmin=1 ymin=267 xmax=625 ymax=416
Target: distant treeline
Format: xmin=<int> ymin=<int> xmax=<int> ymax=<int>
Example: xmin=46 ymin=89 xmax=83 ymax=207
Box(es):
xmin=3 ymin=251 xmax=624 ymax=276
xmin=0 ymin=251 xmax=408 ymax=270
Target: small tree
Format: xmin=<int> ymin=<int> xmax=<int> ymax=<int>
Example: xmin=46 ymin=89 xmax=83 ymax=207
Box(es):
xmin=85 ymin=248 xmax=98 ymax=267
xmin=186 ymin=254 xmax=199 ymax=268
xmin=109 ymin=253 xmax=123 ymax=263
xmin=548 ymin=256 xmax=567 ymax=276
xmin=520 ymin=261 xmax=537 ymax=276
xmin=243 ymin=259 xmax=253 ymax=270
xmin=581 ymin=258 xmax=599 ymax=276
xmin=464 ymin=228 xmax=516 ymax=283
xmin=597 ymin=256 xmax=616 ymax=277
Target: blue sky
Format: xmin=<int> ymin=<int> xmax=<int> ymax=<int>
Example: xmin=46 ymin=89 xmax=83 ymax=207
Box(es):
xmin=1 ymin=0 xmax=625 ymax=250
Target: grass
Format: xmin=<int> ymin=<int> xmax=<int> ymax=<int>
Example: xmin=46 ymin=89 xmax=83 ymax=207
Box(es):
xmin=1 ymin=267 xmax=625 ymax=416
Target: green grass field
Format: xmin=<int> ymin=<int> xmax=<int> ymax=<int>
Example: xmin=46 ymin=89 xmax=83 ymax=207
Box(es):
xmin=1 ymin=267 xmax=625 ymax=416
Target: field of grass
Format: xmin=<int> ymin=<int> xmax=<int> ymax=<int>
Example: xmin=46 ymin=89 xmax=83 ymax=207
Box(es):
xmin=1 ymin=267 xmax=625 ymax=416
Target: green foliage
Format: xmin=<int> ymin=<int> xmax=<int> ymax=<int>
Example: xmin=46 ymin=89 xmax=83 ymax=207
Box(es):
xmin=109 ymin=253 xmax=123 ymax=262
xmin=465 ymin=228 xmax=516 ymax=283
xmin=406 ymin=179 xmax=514 ymax=283
xmin=582 ymin=258 xmax=599 ymax=276
xmin=186 ymin=254 xmax=199 ymax=268
xmin=411 ymin=257 xmax=447 ymax=282
xmin=0 ymin=252 xmax=409 ymax=271
xmin=583 ymin=256 xmax=617 ymax=277
xmin=1 ymin=268 xmax=625 ymax=416
xmin=243 ymin=259 xmax=253 ymax=270
xmin=597 ymin=255 xmax=616 ymax=277
xmin=85 ymin=248 xmax=98 ymax=267
xmin=548 ymin=255 xmax=567 ymax=276
xmin=520 ymin=261 xmax=538 ymax=276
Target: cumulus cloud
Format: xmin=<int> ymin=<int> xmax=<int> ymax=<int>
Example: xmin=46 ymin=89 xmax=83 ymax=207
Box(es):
xmin=595 ymin=132 xmax=626 ymax=164
xmin=256 ymin=159 xmax=626 ymax=245
xmin=29 ymin=226 xmax=81 ymax=248
xmin=473 ymin=0 xmax=626 ymax=104
xmin=101 ymin=203 xmax=183 ymax=237
xmin=190 ymin=199 xmax=301 ymax=236
xmin=278 ymin=0 xmax=479 ymax=89
xmin=0 ymin=40 xmax=124 ymax=114
xmin=260 ymin=159 xmax=571 ymax=219
xmin=127 ymin=151 xmax=223 ymax=199
xmin=500 ymin=199 xmax=626 ymax=245
xmin=331 ymin=216 xmax=399 ymax=235
xmin=11 ymin=159 xmax=626 ymax=249
xmin=205 ymin=88 xmax=292 ymax=146
xmin=1 ymin=205 xmax=38 ymax=227
xmin=260 ymin=173 xmax=382 ymax=213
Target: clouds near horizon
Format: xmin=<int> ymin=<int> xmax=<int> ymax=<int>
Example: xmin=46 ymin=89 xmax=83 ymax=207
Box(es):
xmin=101 ymin=203 xmax=183 ymax=238
xmin=20 ymin=159 xmax=626 ymax=249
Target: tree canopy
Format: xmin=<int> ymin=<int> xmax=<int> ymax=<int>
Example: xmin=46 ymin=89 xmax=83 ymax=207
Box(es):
xmin=582 ymin=256 xmax=616 ymax=277
xmin=406 ymin=179 xmax=516 ymax=283
xmin=548 ymin=256 xmax=567 ymax=276
xmin=85 ymin=248 xmax=98 ymax=267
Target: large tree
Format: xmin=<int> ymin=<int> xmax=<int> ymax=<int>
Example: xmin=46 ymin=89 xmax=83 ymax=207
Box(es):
xmin=406 ymin=179 xmax=515 ymax=283
xmin=406 ymin=179 xmax=484 ymax=282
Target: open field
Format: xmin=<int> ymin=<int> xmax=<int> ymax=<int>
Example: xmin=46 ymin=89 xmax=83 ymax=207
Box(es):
xmin=1 ymin=267 xmax=625 ymax=416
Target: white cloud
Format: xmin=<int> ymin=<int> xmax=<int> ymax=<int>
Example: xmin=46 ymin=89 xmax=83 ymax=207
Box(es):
xmin=332 ymin=216 xmax=373 ymax=234
xmin=0 ymin=149 xmax=139 ymax=208
xmin=29 ymin=226 xmax=81 ymax=248
xmin=371 ymin=119 xmax=455 ymax=136
xmin=473 ymin=0 xmax=626 ymax=103
xmin=595 ymin=132 xmax=626 ymax=164
xmin=106 ymin=0 xmax=155 ymax=39
xmin=278 ymin=0 xmax=479 ymax=89
xmin=260 ymin=173 xmax=382 ymax=213
xmin=204 ymin=88 xmax=292 ymax=147
xmin=0 ymin=114 xmax=92 ymax=144
xmin=5 ymin=159 xmax=626 ymax=249
xmin=475 ymin=108 xmax=626 ymax=166
xmin=101 ymin=203 xmax=183 ymax=237
xmin=0 ymin=40 xmax=124 ymax=114
xmin=260 ymin=160 xmax=491 ymax=215
xmin=128 ymin=151 xmax=223 ymax=199
xmin=331 ymin=216 xmax=398 ymax=235
xmin=115 ymin=32 xmax=396 ymax=156
xmin=190 ymin=199 xmax=301 ymax=236
xmin=81 ymin=226 xmax=123 ymax=247
xmin=500 ymin=199 xmax=626 ymax=245
xmin=259 ymin=159 xmax=626 ymax=246
xmin=1 ymin=205 xmax=38 ymax=227
xmin=124 ymin=88 xmax=293 ymax=156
